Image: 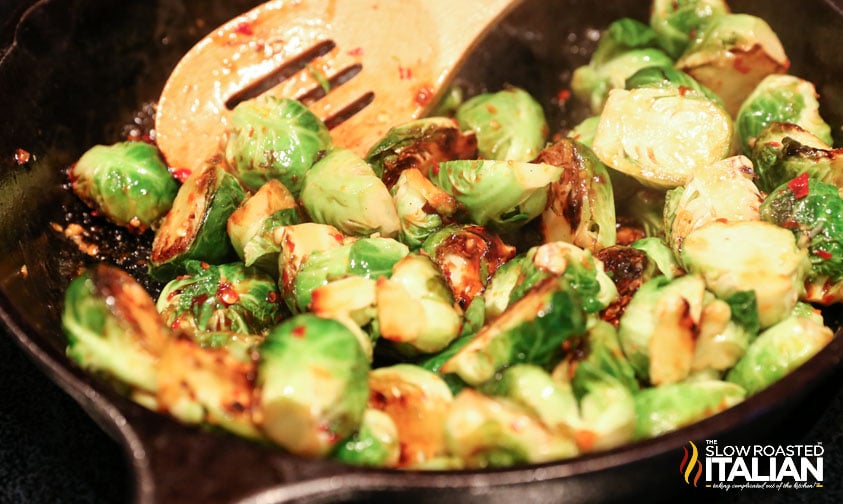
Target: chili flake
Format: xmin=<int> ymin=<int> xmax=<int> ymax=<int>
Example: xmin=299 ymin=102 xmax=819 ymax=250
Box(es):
xmin=787 ymin=172 xmax=810 ymax=199
xmin=814 ymin=249 xmax=833 ymax=260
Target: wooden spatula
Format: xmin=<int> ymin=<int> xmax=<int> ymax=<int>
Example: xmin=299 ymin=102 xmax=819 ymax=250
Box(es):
xmin=155 ymin=0 xmax=523 ymax=174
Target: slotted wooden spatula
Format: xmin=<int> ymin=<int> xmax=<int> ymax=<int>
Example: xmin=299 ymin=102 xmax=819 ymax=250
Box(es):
xmin=155 ymin=0 xmax=523 ymax=174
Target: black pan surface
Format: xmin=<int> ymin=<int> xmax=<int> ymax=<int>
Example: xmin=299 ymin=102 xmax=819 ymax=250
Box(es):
xmin=1 ymin=0 xmax=843 ymax=503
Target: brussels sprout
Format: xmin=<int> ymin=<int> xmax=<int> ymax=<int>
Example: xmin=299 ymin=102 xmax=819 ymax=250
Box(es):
xmin=634 ymin=380 xmax=746 ymax=439
xmin=572 ymin=370 xmax=637 ymax=452
xmin=572 ymin=49 xmax=673 ymax=114
xmin=310 ymin=276 xmax=378 ymax=360
xmin=594 ymin=245 xmax=655 ymax=326
xmin=376 ymin=254 xmax=463 ymax=354
xmin=616 ymin=188 xmax=667 ymax=240
xmin=567 ymin=116 xmax=601 ymax=148
xmin=570 ymin=319 xmax=639 ymax=396
xmin=421 ymin=225 xmax=516 ymax=309
xmin=149 ymin=162 xmax=245 ymax=281
xmin=537 ymin=139 xmax=617 ymax=252
xmin=649 ymin=0 xmax=730 ymax=58
xmin=69 ymin=141 xmax=178 ymax=232
xmin=681 ymin=221 xmax=810 ymax=328
xmin=224 ymin=96 xmax=332 ymax=194
xmin=299 ymin=148 xmax=400 ymax=238
xmin=417 ymin=331 xmax=475 ymax=396
xmin=454 ymin=87 xmax=549 ymax=161
xmin=736 ymin=74 xmax=832 ymax=155
xmin=676 ymin=14 xmax=789 ymax=116
xmin=256 ymin=314 xmax=370 ymax=457
xmin=618 ymin=274 xmax=706 ymax=385
xmin=390 ymin=168 xmax=458 ymax=249
xmin=623 ymin=65 xmax=725 ymax=108
xmin=365 ymin=117 xmax=478 ymax=187
xmin=430 ymin=84 xmax=464 ymax=117
xmin=431 ymin=159 xmax=562 ymax=232
xmin=276 ymin=222 xmax=349 ymax=311
xmin=444 ymin=389 xmax=579 ymax=468
xmin=751 ymin=122 xmax=843 ymax=194
xmin=761 ymin=175 xmax=843 ymax=302
xmin=332 ymin=408 xmax=400 ymax=467
xmin=226 ymin=179 xmax=301 ymax=275
xmin=440 ymin=276 xmax=587 ymax=386
xmin=156 ymin=332 xmax=261 ymax=439
xmin=727 ymin=303 xmax=834 ymax=395
xmin=630 ymin=237 xmax=682 ymax=280
xmin=156 ymin=260 xmax=283 ymax=337
xmin=293 ymin=236 xmax=409 ymax=313
xmin=664 ymin=155 xmax=762 ymax=257
xmin=368 ymin=364 xmax=453 ymax=467
xmin=690 ymin=294 xmax=757 ymax=372
xmin=591 ymin=87 xmax=734 ymax=189
xmin=63 ymin=264 xmax=170 ymax=395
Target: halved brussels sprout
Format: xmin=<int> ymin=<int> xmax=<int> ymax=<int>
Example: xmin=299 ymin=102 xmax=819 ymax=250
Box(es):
xmin=332 ymin=408 xmax=400 ymax=468
xmin=736 ymin=74 xmax=832 ymax=155
xmin=292 ymin=237 xmax=409 ymax=313
xmin=156 ymin=260 xmax=283 ymax=337
xmin=681 ymin=221 xmax=811 ymax=328
xmin=634 ymin=380 xmax=745 ymax=439
xmin=224 ymin=96 xmax=332 ymax=194
xmin=227 ymin=179 xmax=300 ymax=275
xmin=440 ymin=276 xmax=587 ymax=386
xmin=421 ymin=225 xmax=516 ymax=309
xmin=299 ymin=148 xmax=400 ymax=238
xmin=618 ymin=273 xmax=706 ymax=385
xmin=761 ymin=175 xmax=843 ymax=303
xmin=624 ymin=65 xmax=725 ymax=108
xmin=537 ymin=139 xmax=617 ymax=252
xmin=432 ymin=159 xmax=562 ymax=232
xmin=376 ymin=254 xmax=463 ymax=355
xmin=691 ymin=294 xmax=757 ymax=372
xmin=630 ymin=237 xmax=682 ymax=280
xmin=571 ymin=368 xmax=637 ymax=452
xmin=256 ymin=314 xmax=370 ymax=457
xmin=276 ymin=222 xmax=349 ymax=311
xmin=310 ymin=275 xmax=378 ymax=361
xmin=454 ymin=86 xmax=549 ymax=161
xmin=63 ymin=264 xmax=170 ymax=395
xmin=69 ymin=141 xmax=178 ymax=232
xmin=664 ymin=155 xmax=762 ymax=257
xmin=649 ymin=0 xmax=730 ymax=58
xmin=751 ymin=122 xmax=843 ymax=193
xmin=390 ymin=168 xmax=458 ymax=249
xmin=676 ymin=14 xmax=789 ymax=116
xmin=591 ymin=87 xmax=734 ymax=189
xmin=365 ymin=117 xmax=477 ymax=187
xmin=149 ymin=162 xmax=245 ymax=281
xmin=368 ymin=364 xmax=453 ymax=467
xmin=727 ymin=303 xmax=833 ymax=395
xmin=443 ymin=389 xmax=579 ymax=468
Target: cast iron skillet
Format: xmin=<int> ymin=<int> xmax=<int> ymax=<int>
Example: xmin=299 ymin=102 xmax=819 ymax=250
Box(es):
xmin=1 ymin=0 xmax=842 ymax=502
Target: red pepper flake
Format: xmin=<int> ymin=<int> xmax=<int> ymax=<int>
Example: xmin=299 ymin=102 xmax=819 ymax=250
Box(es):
xmin=765 ymin=141 xmax=782 ymax=148
xmin=431 ymin=160 xmax=440 ymax=176
xmin=781 ymin=219 xmax=800 ymax=229
xmin=14 ymin=148 xmax=31 ymax=165
xmin=787 ymin=172 xmax=810 ymax=199
xmin=200 ymin=262 xmax=211 ymax=269
xmin=292 ymin=324 xmax=306 ymax=339
xmin=414 ymin=85 xmax=434 ymax=107
xmin=733 ymin=55 xmax=751 ymax=74
xmin=347 ymin=47 xmax=363 ymax=56
xmin=171 ymin=168 xmax=191 ymax=183
xmin=234 ymin=21 xmax=254 ymax=36
xmin=814 ymin=249 xmax=833 ymax=260
xmin=678 ymin=85 xmax=690 ymax=96
xmin=266 ymin=291 xmax=278 ymax=303
xmin=556 ymin=88 xmax=571 ymax=103
xmin=333 ymin=233 xmax=344 ymax=243
xmin=398 ymin=66 xmax=413 ymax=80
xmin=217 ymin=282 xmax=240 ymax=306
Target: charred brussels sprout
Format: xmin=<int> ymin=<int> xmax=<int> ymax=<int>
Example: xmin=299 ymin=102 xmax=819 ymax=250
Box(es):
xmin=149 ymin=162 xmax=245 ymax=281
xmin=681 ymin=221 xmax=810 ymax=328
xmin=736 ymin=74 xmax=832 ymax=155
xmin=676 ymin=14 xmax=789 ymax=116
xmin=299 ymin=148 xmax=400 ymax=238
xmin=751 ymin=122 xmax=843 ymax=193
xmin=431 ymin=159 xmax=562 ymax=232
xmin=537 ymin=139 xmax=617 ymax=251
xmin=365 ymin=117 xmax=478 ymax=187
xmin=156 ymin=260 xmax=282 ymax=337
xmin=224 ymin=96 xmax=332 ymax=194
xmin=421 ymin=225 xmax=516 ymax=309
xmin=276 ymin=222 xmax=349 ymax=311
xmin=226 ymin=179 xmax=300 ymax=275
xmin=368 ymin=364 xmax=454 ymax=467
xmin=69 ymin=141 xmax=178 ymax=232
xmin=332 ymin=409 xmax=400 ymax=467
xmin=63 ymin=264 xmax=170 ymax=395
xmin=391 ymin=168 xmax=458 ymax=249
xmin=634 ymin=380 xmax=745 ymax=439
xmin=727 ymin=303 xmax=833 ymax=395
xmin=761 ymin=175 xmax=843 ymax=303
xmin=454 ymin=87 xmax=548 ymax=161
xmin=256 ymin=314 xmax=370 ymax=457
xmin=649 ymin=0 xmax=730 ymax=58
xmin=592 ymin=87 xmax=734 ymax=189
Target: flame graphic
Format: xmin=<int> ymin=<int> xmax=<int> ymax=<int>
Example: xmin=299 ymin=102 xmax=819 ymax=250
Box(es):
xmin=679 ymin=441 xmax=703 ymax=486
